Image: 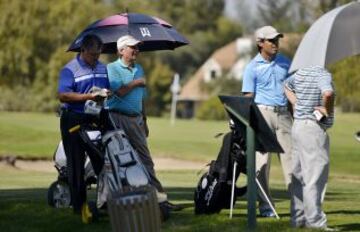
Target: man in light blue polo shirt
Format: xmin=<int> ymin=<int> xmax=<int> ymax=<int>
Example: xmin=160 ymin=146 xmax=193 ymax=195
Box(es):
xmin=242 ymin=26 xmax=293 ymax=217
xmin=106 ymin=35 xmax=182 ymax=213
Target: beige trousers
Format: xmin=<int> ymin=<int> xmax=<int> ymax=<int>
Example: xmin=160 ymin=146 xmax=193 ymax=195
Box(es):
xmin=256 ymin=107 xmax=293 ymax=212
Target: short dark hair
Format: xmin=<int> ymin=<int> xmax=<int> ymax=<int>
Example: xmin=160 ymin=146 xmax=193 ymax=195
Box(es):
xmin=80 ymin=34 xmax=103 ymax=51
xmin=257 ymin=39 xmax=264 ymax=53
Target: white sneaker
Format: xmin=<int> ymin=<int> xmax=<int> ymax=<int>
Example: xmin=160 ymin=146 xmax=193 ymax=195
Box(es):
xmin=156 ymin=191 xmax=168 ymax=203
xmin=259 ymin=209 xmax=276 ymax=218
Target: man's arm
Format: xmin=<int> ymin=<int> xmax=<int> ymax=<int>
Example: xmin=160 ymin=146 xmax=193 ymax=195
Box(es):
xmin=315 ymin=70 xmax=334 ymax=117
xmin=58 ymin=92 xmax=99 ymax=103
xmin=116 ymin=78 xmax=146 ymax=96
xmin=58 ymin=68 xmax=102 ymax=103
xmin=314 ymin=90 xmax=334 ymax=117
xmin=284 ymin=85 xmax=297 ymax=106
xmin=142 ymin=100 xmax=149 ymax=137
xmin=284 ymin=85 xmax=297 ymax=115
xmin=243 ymin=92 xmax=254 ymax=97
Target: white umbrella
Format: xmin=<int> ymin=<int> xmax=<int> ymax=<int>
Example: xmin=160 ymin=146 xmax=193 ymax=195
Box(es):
xmin=289 ymin=1 xmax=360 ymax=73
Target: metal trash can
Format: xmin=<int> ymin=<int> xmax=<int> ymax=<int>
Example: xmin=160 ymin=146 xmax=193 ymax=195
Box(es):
xmin=107 ymin=186 xmax=161 ymax=232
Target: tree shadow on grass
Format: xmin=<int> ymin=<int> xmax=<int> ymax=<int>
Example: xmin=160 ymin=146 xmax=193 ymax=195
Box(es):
xmin=2 ymin=187 xmax=357 ymax=232
xmin=336 ymin=223 xmax=360 ymax=232
xmin=0 ymin=188 xmax=110 ymax=232
xmin=164 ymin=186 xmax=290 ymax=205
xmin=326 ymin=210 xmax=360 ymax=215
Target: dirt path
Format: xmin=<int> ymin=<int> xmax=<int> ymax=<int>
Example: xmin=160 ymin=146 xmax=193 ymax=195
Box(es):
xmin=2 ymin=158 xmax=205 ymax=173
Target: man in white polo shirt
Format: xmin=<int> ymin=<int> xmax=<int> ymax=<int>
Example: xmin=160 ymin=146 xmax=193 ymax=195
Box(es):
xmin=242 ymin=25 xmax=293 ymax=217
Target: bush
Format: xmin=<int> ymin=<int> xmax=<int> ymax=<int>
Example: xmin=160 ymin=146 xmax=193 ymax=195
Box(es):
xmin=195 ymin=96 xmax=227 ymax=120
xmin=0 ymin=86 xmax=34 ymax=111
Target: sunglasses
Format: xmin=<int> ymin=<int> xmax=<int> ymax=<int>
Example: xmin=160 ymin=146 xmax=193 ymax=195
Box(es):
xmin=127 ymin=45 xmax=139 ymax=50
xmin=265 ymin=38 xmax=279 ymax=44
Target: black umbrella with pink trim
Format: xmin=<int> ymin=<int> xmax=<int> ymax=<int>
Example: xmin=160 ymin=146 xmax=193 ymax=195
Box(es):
xmin=68 ymin=13 xmax=189 ymax=53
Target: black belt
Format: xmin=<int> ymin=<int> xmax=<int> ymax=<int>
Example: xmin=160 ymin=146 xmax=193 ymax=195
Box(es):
xmin=257 ymin=104 xmax=288 ymax=113
xmin=109 ymin=110 xmax=140 ymax=117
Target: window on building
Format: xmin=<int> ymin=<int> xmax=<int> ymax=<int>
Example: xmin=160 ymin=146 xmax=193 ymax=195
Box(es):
xmin=210 ymin=70 xmax=217 ymax=80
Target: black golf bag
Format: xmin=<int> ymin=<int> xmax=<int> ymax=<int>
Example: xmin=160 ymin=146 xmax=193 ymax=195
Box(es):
xmin=194 ymin=124 xmax=247 ymax=214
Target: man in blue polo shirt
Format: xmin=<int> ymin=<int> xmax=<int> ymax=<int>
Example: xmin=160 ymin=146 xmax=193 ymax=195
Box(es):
xmin=106 ymin=35 xmax=182 ymax=213
xmin=58 ymin=34 xmax=109 ymax=217
xmin=242 ymin=26 xmax=292 ymax=217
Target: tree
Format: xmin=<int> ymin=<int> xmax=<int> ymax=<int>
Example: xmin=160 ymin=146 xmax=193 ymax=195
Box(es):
xmin=0 ymin=0 xmax=244 ymax=115
xmin=0 ymin=0 xmax=110 ymax=111
xmin=330 ymin=55 xmax=360 ymax=112
xmin=138 ymin=56 xmax=173 ymax=116
xmin=256 ymin=0 xmax=296 ymax=32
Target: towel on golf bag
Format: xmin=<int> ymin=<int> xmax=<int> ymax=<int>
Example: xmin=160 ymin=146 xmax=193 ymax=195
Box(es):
xmin=97 ymin=129 xmax=150 ymax=208
xmin=194 ymin=132 xmax=247 ymax=214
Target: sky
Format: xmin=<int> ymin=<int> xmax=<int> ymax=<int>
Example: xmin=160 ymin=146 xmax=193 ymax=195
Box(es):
xmin=224 ymin=0 xmax=259 ymax=32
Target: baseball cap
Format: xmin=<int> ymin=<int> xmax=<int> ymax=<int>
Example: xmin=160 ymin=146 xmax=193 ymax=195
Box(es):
xmin=255 ymin=26 xmax=283 ymax=42
xmin=116 ymin=35 xmax=141 ymax=50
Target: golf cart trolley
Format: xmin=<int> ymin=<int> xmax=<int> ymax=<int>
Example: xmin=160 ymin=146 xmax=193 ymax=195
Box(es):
xmin=47 ymin=89 xmax=153 ymax=217
xmin=355 ymin=131 xmax=360 ymax=143
xmin=47 ymin=133 xmax=100 ymax=208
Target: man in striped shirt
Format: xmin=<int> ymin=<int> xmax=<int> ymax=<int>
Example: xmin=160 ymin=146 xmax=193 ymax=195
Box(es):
xmin=285 ymin=66 xmax=335 ymax=229
xmin=58 ymin=34 xmax=109 ymax=216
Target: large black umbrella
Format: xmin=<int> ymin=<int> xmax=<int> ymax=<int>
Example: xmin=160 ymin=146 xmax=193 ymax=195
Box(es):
xmin=68 ymin=13 xmax=189 ymax=53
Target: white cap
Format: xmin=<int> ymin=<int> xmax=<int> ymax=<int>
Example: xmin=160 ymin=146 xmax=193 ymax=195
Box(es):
xmin=255 ymin=26 xmax=283 ymax=42
xmin=116 ymin=35 xmax=141 ymax=51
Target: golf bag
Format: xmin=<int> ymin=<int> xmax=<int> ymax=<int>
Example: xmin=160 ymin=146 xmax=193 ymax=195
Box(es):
xmin=194 ymin=127 xmax=247 ymax=214
xmin=78 ymin=110 xmax=151 ymax=209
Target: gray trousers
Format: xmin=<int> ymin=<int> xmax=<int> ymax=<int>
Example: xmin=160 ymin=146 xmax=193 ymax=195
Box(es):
xmin=290 ymin=119 xmax=329 ymax=228
xmin=109 ymin=112 xmax=166 ymax=199
xmin=256 ymin=107 xmax=293 ymax=212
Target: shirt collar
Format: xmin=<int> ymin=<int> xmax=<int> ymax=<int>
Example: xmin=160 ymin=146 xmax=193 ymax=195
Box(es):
xmin=117 ymin=58 xmax=135 ymax=69
xmin=76 ymin=54 xmax=99 ymax=69
xmin=254 ymin=53 xmax=278 ymax=63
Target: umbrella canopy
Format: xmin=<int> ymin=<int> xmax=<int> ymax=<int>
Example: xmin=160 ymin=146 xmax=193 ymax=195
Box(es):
xmin=68 ymin=13 xmax=189 ymax=53
xmin=289 ymin=1 xmax=360 ymax=73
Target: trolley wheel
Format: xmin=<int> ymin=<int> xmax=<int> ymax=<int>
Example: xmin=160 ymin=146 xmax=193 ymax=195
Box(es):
xmin=47 ymin=180 xmax=71 ymax=208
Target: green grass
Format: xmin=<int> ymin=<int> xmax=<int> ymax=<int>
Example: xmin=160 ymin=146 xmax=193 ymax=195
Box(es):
xmin=0 ymin=111 xmax=359 ymax=231
xmin=0 ymin=166 xmax=359 ymax=232
xmin=0 ymin=111 xmax=359 ymax=175
xmin=0 ymin=112 xmax=61 ymax=158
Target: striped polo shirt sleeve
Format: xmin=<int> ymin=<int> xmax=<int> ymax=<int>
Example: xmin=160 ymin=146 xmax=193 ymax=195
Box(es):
xmin=317 ymin=72 xmax=334 ymax=93
xmin=285 ymin=75 xmax=295 ymax=91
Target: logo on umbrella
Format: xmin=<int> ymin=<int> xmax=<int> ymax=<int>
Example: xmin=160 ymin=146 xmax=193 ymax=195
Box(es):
xmin=140 ymin=27 xmax=151 ymax=37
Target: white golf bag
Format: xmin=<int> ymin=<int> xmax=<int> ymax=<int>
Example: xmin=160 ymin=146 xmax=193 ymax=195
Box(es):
xmin=96 ymin=129 xmax=150 ymax=208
